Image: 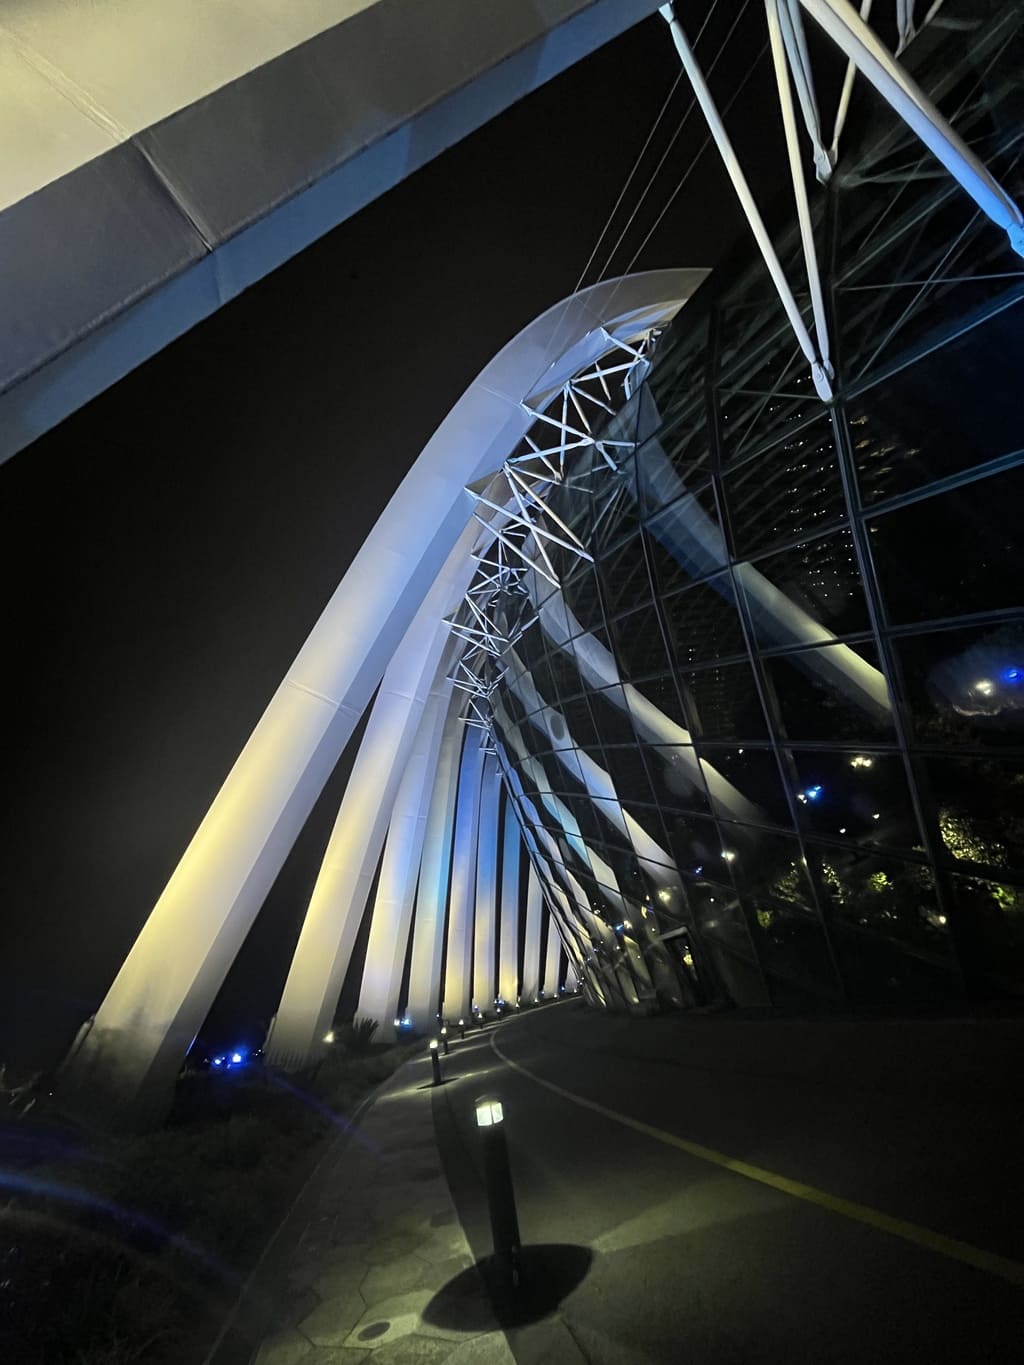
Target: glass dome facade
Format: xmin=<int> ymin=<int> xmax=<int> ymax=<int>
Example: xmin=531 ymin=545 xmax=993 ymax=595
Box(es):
xmin=489 ymin=6 xmax=1024 ymax=1014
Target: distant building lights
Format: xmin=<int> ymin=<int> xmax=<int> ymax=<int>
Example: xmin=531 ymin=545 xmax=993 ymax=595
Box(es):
xmin=1003 ymin=666 xmax=1022 ymax=684
xmin=839 ymin=827 xmax=847 ymax=834
xmin=657 ymin=889 xmax=672 ymax=904
xmin=872 ymin=812 xmax=881 ymax=820
xmin=213 ymin=1057 xmax=224 ymax=1067
xmin=973 ymin=679 xmax=995 ymax=697
xmin=722 ymin=850 xmax=736 ymax=862
xmin=850 ymin=755 xmax=874 ymax=769
xmin=230 ymin=1052 xmax=243 ymax=1064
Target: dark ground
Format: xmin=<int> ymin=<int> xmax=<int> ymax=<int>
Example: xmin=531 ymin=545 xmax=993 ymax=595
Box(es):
xmin=434 ymin=1001 xmax=1024 ymax=1365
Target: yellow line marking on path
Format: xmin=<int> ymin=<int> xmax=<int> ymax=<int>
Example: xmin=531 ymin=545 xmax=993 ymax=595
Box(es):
xmin=490 ymin=1031 xmax=1024 ymax=1289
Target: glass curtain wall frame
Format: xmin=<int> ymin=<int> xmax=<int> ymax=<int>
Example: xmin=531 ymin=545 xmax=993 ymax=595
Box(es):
xmin=484 ymin=1 xmax=1024 ymax=1012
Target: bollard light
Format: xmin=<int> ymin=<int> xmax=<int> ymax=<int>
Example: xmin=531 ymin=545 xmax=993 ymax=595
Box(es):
xmin=475 ymin=1098 xmax=504 ymax=1127
xmin=429 ymin=1038 xmax=442 ymax=1087
xmin=440 ymin=1026 xmax=449 ymax=1055
xmin=458 ymin=1018 xmax=466 ymax=1039
xmin=474 ymin=1092 xmax=521 ymax=1296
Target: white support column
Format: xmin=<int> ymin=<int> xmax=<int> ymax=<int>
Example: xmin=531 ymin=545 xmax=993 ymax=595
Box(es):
xmin=58 ymin=272 xmax=696 ymax=1117
xmin=498 ymin=799 xmax=521 ymax=1005
xmin=542 ymin=914 xmax=564 ymax=996
xmin=405 ymin=692 xmax=465 ymax=1032
xmin=800 ymin=0 xmax=1024 ymax=255
xmin=520 ymin=863 xmax=544 ymax=1003
xmin=267 ymin=581 xmax=456 ymax=1070
xmin=472 ymin=757 xmax=502 ymax=1014
xmin=355 ymin=679 xmax=453 ymax=1040
xmin=442 ymin=725 xmax=487 ymax=1022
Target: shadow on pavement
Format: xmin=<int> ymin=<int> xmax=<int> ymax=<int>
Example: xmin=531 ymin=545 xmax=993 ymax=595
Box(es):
xmin=422 ymin=1242 xmax=592 ymax=1330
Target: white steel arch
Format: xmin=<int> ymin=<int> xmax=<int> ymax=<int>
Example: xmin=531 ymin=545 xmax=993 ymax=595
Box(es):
xmin=62 ymin=271 xmax=701 ymax=1117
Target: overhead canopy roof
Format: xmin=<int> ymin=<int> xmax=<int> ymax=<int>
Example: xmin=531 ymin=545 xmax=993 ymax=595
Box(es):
xmin=0 ymin=0 xmax=658 ymax=466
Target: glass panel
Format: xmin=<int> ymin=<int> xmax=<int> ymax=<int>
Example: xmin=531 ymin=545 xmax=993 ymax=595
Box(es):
xmin=607 ymin=604 xmax=671 ymax=682
xmin=660 ymin=574 xmax=746 ymax=670
xmin=636 ymin=421 xmax=712 ymax=512
xmin=600 ymin=744 xmax=659 ymax=810
xmin=949 ymin=873 xmax=1024 ymax=997
xmin=699 ymin=745 xmax=793 ymax=829
xmin=714 ymin=828 xmax=812 ymax=917
xmin=584 ymin=684 xmax=641 ymax=748
xmin=740 ymin=526 xmax=869 ymax=648
xmin=644 ymin=482 xmax=728 ymax=595
xmin=812 ymin=844 xmax=951 ymax=958
xmin=869 ymin=464 xmax=1024 ymax=624
xmin=625 ymin=672 xmax=694 ymax=736
xmin=562 ymin=561 xmax=606 ymax=636
xmin=787 ymin=748 xmax=922 ymax=853
xmin=847 ymin=299 xmax=1024 ymax=499
xmin=664 ymin=811 xmax=731 ymax=880
xmin=646 ymin=745 xmax=712 ymax=816
xmin=722 ymin=414 xmax=846 ymax=557
xmin=598 ymin=536 xmax=651 ymax=617
xmin=679 ymin=659 xmax=769 ymax=740
xmin=765 ymin=641 xmax=895 ymax=742
xmin=896 ymin=622 xmax=1024 ymax=747
xmin=645 ymin=311 xmax=709 ymax=436
xmin=590 ymin=469 xmax=643 ymax=556
xmin=928 ymin=755 xmax=1024 ymax=877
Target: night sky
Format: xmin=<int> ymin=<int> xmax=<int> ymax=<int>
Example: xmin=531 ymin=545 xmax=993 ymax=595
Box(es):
xmin=0 ymin=7 xmax=790 ymax=1069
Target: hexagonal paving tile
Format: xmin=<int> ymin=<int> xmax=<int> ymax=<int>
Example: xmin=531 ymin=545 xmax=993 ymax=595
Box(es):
xmin=298 ymin=1291 xmax=367 ymax=1347
xmin=254 ymin=1327 xmax=315 ymax=1365
xmin=413 ymin=1229 xmax=467 ymax=1265
xmin=443 ymin=1333 xmax=516 ymax=1365
xmin=363 ymin=1335 xmax=460 ymax=1365
xmin=313 ymin=1254 xmax=371 ymax=1301
xmin=343 ymin=1291 xmax=481 ymax=1349
xmin=360 ymin=1252 xmax=430 ymax=1303
xmin=364 ymin=1233 xmax=421 ymax=1265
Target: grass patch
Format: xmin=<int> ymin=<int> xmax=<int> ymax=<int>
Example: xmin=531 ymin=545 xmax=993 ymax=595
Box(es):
xmin=0 ymin=1039 xmax=414 ymax=1363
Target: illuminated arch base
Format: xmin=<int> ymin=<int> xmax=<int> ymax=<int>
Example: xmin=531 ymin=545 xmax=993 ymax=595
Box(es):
xmin=60 ymin=270 xmax=704 ymax=1121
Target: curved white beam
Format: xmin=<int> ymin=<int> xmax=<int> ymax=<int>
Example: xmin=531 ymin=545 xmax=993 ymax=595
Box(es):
xmin=61 ymin=270 xmax=701 ymax=1112
xmin=442 ymin=729 xmax=488 ymax=1021
xmin=472 ymin=759 xmax=502 ymax=1013
xmin=498 ymin=800 xmax=522 ymax=1005
xmin=405 ymin=690 xmax=465 ymax=1032
xmin=352 ymin=679 xmax=454 ymax=1040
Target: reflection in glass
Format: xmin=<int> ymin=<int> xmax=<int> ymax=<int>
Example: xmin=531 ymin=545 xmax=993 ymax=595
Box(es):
xmin=848 ymin=300 xmax=1024 ymax=502
xmin=869 ymin=465 xmax=1023 ymax=623
xmin=742 ymin=528 xmax=869 ymax=647
xmin=723 ymin=415 xmax=845 ymax=557
xmin=766 ymin=641 xmax=893 ymax=742
xmin=681 ymin=659 xmax=769 ymax=740
xmin=698 ymin=746 xmax=793 ymax=829
xmin=607 ymin=604 xmax=671 ymax=681
xmin=928 ymin=755 xmax=1024 ymax=876
xmin=661 ymin=574 xmax=745 ymax=669
xmin=949 ymin=873 xmax=1024 ymax=994
xmin=788 ymin=749 xmax=921 ymax=852
xmin=896 ymin=623 xmax=1024 ymax=747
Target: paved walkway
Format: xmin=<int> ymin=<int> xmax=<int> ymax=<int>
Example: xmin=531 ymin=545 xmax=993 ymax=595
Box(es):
xmin=245 ymin=1048 xmax=514 ymax=1365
